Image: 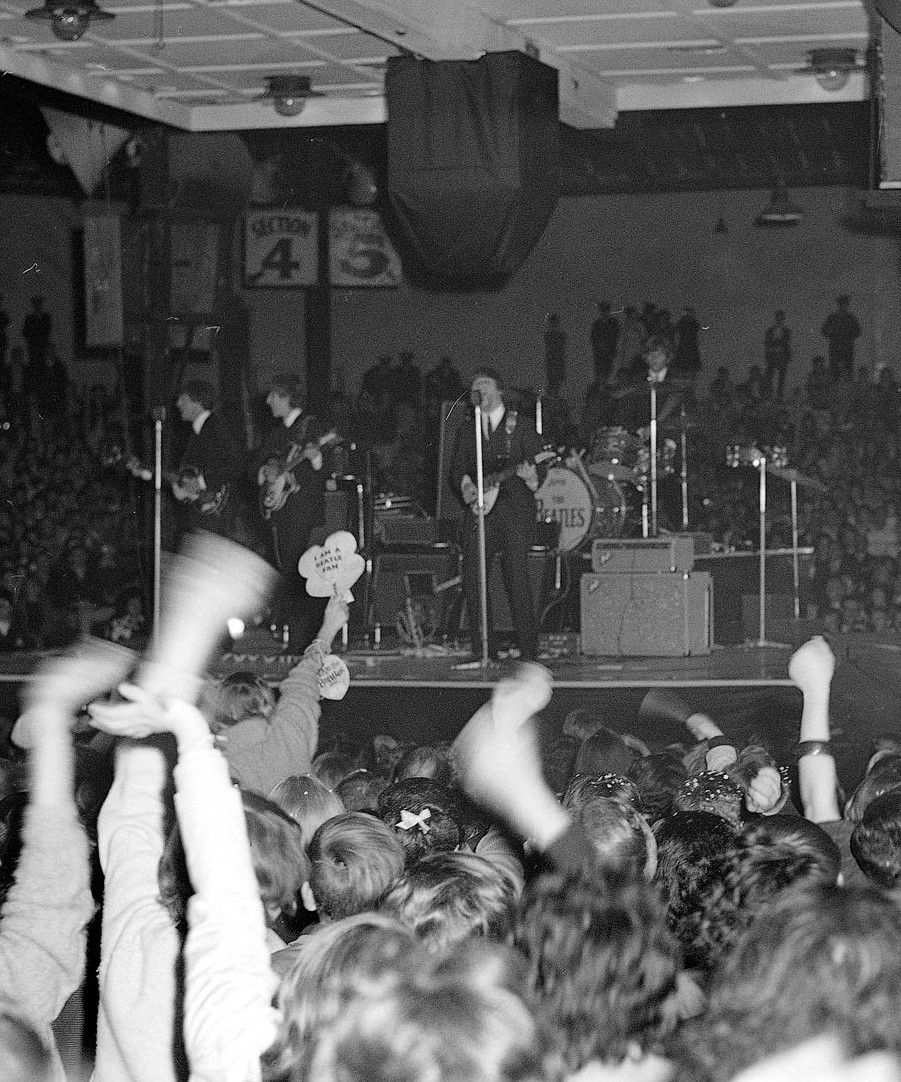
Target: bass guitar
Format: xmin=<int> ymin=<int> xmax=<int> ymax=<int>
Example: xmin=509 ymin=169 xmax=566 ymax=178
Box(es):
xmin=259 ymin=431 xmax=340 ymax=520
xmin=464 ymin=448 xmax=558 ymax=516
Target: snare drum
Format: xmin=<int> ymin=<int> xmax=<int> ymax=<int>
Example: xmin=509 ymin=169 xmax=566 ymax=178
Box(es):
xmin=535 ymin=466 xmax=627 ymax=551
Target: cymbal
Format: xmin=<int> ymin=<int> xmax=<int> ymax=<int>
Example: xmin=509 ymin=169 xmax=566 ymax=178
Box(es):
xmin=766 ymin=465 xmax=827 ymax=492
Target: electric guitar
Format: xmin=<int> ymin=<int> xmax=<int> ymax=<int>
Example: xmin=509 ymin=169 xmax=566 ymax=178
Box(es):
xmin=122 ymin=456 xmax=231 ymax=517
xmin=463 ymin=448 xmax=558 ymax=516
xmin=258 ymin=431 xmax=340 ymax=520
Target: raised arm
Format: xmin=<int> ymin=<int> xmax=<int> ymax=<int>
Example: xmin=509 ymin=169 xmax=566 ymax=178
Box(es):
xmin=788 ymin=636 xmax=840 ymax=823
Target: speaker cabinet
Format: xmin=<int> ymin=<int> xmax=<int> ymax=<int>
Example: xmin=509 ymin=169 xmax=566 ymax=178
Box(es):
xmin=369 ymin=547 xmax=460 ymax=628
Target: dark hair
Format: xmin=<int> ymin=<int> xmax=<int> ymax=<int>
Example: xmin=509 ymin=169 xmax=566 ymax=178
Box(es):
xmin=628 ymin=751 xmax=688 ymax=824
xmin=515 ymin=870 xmax=681 ymax=1071
xmin=392 ymin=745 xmax=453 ymax=787
xmin=573 ymin=728 xmax=635 ymax=779
xmin=334 ymin=770 xmax=389 ymax=814
xmin=311 ymin=751 xmax=359 ymax=792
xmin=563 ymin=772 xmax=640 ymax=813
xmin=377 ymin=778 xmax=464 ymax=865
xmin=653 ymin=811 xmax=738 ymax=937
xmin=308 ymin=812 xmax=405 ymax=921
xmin=753 ymin=815 xmax=840 ymax=883
xmin=180 ymin=379 xmax=216 ymax=410
xmin=673 ymin=771 xmax=744 ymax=829
xmin=268 ymin=372 xmax=305 ymax=407
xmin=845 ymin=753 xmax=901 ymax=823
xmin=674 ymin=884 xmax=901 ymax=1082
xmin=379 ymin=851 xmax=517 ymax=950
xmin=850 ymin=789 xmax=901 ymax=888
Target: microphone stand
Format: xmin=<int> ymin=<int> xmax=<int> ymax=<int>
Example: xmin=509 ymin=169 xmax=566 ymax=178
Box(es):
xmin=472 ymin=396 xmax=491 ymax=667
xmin=649 ymin=379 xmax=659 ymax=536
xmin=150 ymin=404 xmax=166 ymax=652
xmin=679 ymin=405 xmax=690 ymax=530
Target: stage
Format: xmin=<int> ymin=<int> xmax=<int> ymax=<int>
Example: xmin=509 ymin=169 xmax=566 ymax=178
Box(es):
xmin=2 ymin=633 xmax=900 ymax=791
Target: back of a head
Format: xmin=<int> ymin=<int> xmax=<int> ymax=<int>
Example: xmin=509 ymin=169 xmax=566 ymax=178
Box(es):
xmin=268 ymin=775 xmax=344 ymax=849
xmin=241 ymin=791 xmax=311 ymax=920
xmin=628 ymin=751 xmax=688 ymax=823
xmin=334 ymin=770 xmax=389 ymax=814
xmin=673 ymin=771 xmax=744 ymax=830
xmin=393 ymin=745 xmax=453 ymax=787
xmin=845 ymin=754 xmax=901 ymax=824
xmin=283 ymin=939 xmax=555 ymax=1082
xmin=678 ymin=883 xmax=901 ymax=1082
xmin=211 ymin=671 xmax=275 ymax=726
xmin=653 ymin=810 xmax=738 ymax=922
xmin=754 ymin=815 xmax=841 ymax=884
xmin=0 ymin=1009 xmax=53 ymax=1082
xmin=377 ymin=777 xmax=464 ymax=866
xmin=309 ymin=812 xmax=405 ymax=921
xmin=569 ymin=793 xmax=656 ymax=879
xmin=380 ymin=850 xmax=517 ymax=950
xmin=851 ymin=790 xmax=901 ymax=888
xmin=311 ymin=750 xmax=359 ymax=792
xmin=573 ymin=728 xmax=635 ymax=780
xmin=514 ymin=869 xmax=681 ymax=1072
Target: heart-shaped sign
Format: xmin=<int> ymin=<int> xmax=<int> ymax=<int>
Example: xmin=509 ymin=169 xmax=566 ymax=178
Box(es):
xmin=298 ymin=530 xmax=365 ymax=600
xmin=318 ymin=654 xmax=350 ymax=700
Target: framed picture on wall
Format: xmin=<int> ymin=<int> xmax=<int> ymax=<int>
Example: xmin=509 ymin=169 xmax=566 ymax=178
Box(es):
xmin=329 ymin=207 xmax=402 ymax=288
xmin=244 ymin=208 xmax=318 ymax=288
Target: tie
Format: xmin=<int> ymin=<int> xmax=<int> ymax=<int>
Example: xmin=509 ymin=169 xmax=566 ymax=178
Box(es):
xmin=483 ymin=415 xmax=493 ymax=438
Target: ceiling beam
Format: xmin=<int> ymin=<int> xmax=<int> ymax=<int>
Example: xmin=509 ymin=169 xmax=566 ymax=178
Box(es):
xmin=298 ymin=0 xmax=617 ymax=127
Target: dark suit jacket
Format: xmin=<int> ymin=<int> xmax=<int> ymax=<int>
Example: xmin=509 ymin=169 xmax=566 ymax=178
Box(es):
xmin=448 ymin=408 xmax=544 ymax=517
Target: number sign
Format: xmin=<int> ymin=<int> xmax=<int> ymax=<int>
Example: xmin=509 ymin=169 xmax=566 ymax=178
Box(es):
xmin=244 ymin=210 xmax=318 ymax=289
xmin=329 ymin=208 xmax=402 ymax=288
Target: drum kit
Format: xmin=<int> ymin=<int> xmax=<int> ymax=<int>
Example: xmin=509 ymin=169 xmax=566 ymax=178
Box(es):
xmin=536 ymin=414 xmax=691 ymax=555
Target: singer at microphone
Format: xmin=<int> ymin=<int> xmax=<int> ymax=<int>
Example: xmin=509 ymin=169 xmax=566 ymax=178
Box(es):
xmin=448 ymin=366 xmax=547 ymax=663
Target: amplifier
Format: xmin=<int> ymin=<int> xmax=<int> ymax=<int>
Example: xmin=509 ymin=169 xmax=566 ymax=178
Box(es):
xmin=374 ymin=516 xmax=440 ymax=546
xmin=580 ymin=571 xmax=712 ymax=656
xmin=591 ymin=536 xmax=696 ymax=575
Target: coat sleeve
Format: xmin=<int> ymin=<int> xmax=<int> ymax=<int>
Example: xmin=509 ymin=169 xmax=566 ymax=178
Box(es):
xmin=177 ymin=746 xmax=279 ymax=1082
xmin=0 ymin=802 xmax=94 ymax=1028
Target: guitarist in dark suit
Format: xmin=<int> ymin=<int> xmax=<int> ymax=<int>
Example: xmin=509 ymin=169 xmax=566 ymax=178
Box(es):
xmin=448 ymin=367 xmax=545 ymax=662
xmin=255 ymin=372 xmax=326 ymax=652
xmin=174 ymin=380 xmax=243 ymax=540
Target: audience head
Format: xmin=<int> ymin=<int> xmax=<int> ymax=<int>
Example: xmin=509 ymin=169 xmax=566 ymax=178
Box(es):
xmin=268 ymin=774 xmax=344 ymax=848
xmin=673 ymin=770 xmax=744 ymax=830
xmin=515 ymin=869 xmax=681 ymax=1071
xmin=754 ymin=814 xmax=841 ymax=884
xmin=159 ymin=789 xmax=309 ymax=928
xmin=306 ymin=812 xmax=405 ymax=922
xmin=334 ymin=769 xmax=388 ymax=813
xmin=628 ymin=750 xmax=688 ymax=824
xmin=270 ymin=938 xmax=556 ymax=1082
xmin=392 ymin=744 xmax=453 ymax=787
xmin=676 ymin=884 xmax=901 ymax=1082
xmin=573 ymin=727 xmax=636 ymax=779
xmin=207 ymin=671 xmax=275 ymax=728
xmin=653 ymin=811 xmax=738 ymax=934
xmin=850 ymin=790 xmax=901 ymax=888
xmin=380 ymin=850 xmax=516 ymax=951
xmin=311 ymin=750 xmax=359 ymax=792
xmin=377 ymin=777 xmax=464 ymax=865
xmin=845 ymin=752 xmax=901 ymax=824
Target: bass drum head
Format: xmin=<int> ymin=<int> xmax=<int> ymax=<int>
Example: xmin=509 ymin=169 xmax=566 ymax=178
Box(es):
xmin=535 ymin=466 xmax=628 ymax=551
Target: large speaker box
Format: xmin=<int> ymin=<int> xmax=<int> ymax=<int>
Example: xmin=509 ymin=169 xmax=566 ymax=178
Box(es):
xmin=386 ymin=51 xmax=560 ymax=286
xmin=581 ymin=572 xmax=712 ymax=657
xmin=369 ymin=547 xmax=460 ymax=629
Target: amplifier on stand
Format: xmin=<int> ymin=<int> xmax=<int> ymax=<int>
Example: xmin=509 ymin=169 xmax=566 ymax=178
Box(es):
xmin=580 ymin=571 xmax=712 ymax=656
xmin=590 ymin=536 xmax=697 ymax=575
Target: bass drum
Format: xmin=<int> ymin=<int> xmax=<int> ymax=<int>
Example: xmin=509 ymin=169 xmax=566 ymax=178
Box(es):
xmin=535 ymin=466 xmax=627 ymax=551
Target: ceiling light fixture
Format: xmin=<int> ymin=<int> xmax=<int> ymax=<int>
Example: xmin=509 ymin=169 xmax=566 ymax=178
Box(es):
xmin=707 ymin=0 xmax=738 ymax=10
xmin=755 ymin=180 xmax=802 ymax=227
xmin=260 ymin=74 xmax=323 ymax=118
xmin=24 ymin=0 xmax=113 ymax=42
xmin=806 ymin=47 xmax=858 ymax=92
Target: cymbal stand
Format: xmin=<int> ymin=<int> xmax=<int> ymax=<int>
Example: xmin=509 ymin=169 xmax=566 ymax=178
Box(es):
xmin=679 ymin=405 xmax=689 ymax=530
xmin=150 ymin=406 xmax=165 ymax=652
xmin=751 ymin=451 xmax=789 ymax=649
xmin=790 ymin=476 xmax=801 ymax=620
xmin=649 ymin=380 xmax=659 ymax=535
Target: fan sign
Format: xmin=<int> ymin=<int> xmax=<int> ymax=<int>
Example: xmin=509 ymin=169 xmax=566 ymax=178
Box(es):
xmin=318 ymin=654 xmax=350 ymax=700
xmin=298 ymin=530 xmax=365 ymax=600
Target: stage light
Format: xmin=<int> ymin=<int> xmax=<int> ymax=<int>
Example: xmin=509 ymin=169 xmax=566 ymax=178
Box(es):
xmin=260 ymin=75 xmax=322 ymax=118
xmin=25 ymin=0 xmax=114 ymax=42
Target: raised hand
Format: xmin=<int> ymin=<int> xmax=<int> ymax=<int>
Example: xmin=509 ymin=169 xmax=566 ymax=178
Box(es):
xmin=89 ymin=683 xmax=211 ymax=748
xmin=744 ymin=765 xmax=783 ymax=815
xmin=789 ymin=636 xmax=835 ymax=697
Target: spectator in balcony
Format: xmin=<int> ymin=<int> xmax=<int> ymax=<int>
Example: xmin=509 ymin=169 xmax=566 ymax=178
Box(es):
xmin=764 ymin=310 xmax=792 ymax=400
xmin=821 ymin=294 xmax=861 ymax=384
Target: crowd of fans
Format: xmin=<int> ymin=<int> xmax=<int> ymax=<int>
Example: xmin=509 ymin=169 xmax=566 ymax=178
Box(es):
xmin=1 ymin=535 xmax=900 ymax=1082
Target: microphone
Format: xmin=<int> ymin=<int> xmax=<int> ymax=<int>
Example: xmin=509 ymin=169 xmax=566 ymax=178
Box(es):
xmin=469 ymin=389 xmax=482 ymax=407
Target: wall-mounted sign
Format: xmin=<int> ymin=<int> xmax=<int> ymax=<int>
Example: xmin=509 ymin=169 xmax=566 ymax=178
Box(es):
xmin=244 ymin=209 xmax=318 ymax=288
xmin=329 ymin=208 xmax=402 ymax=288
